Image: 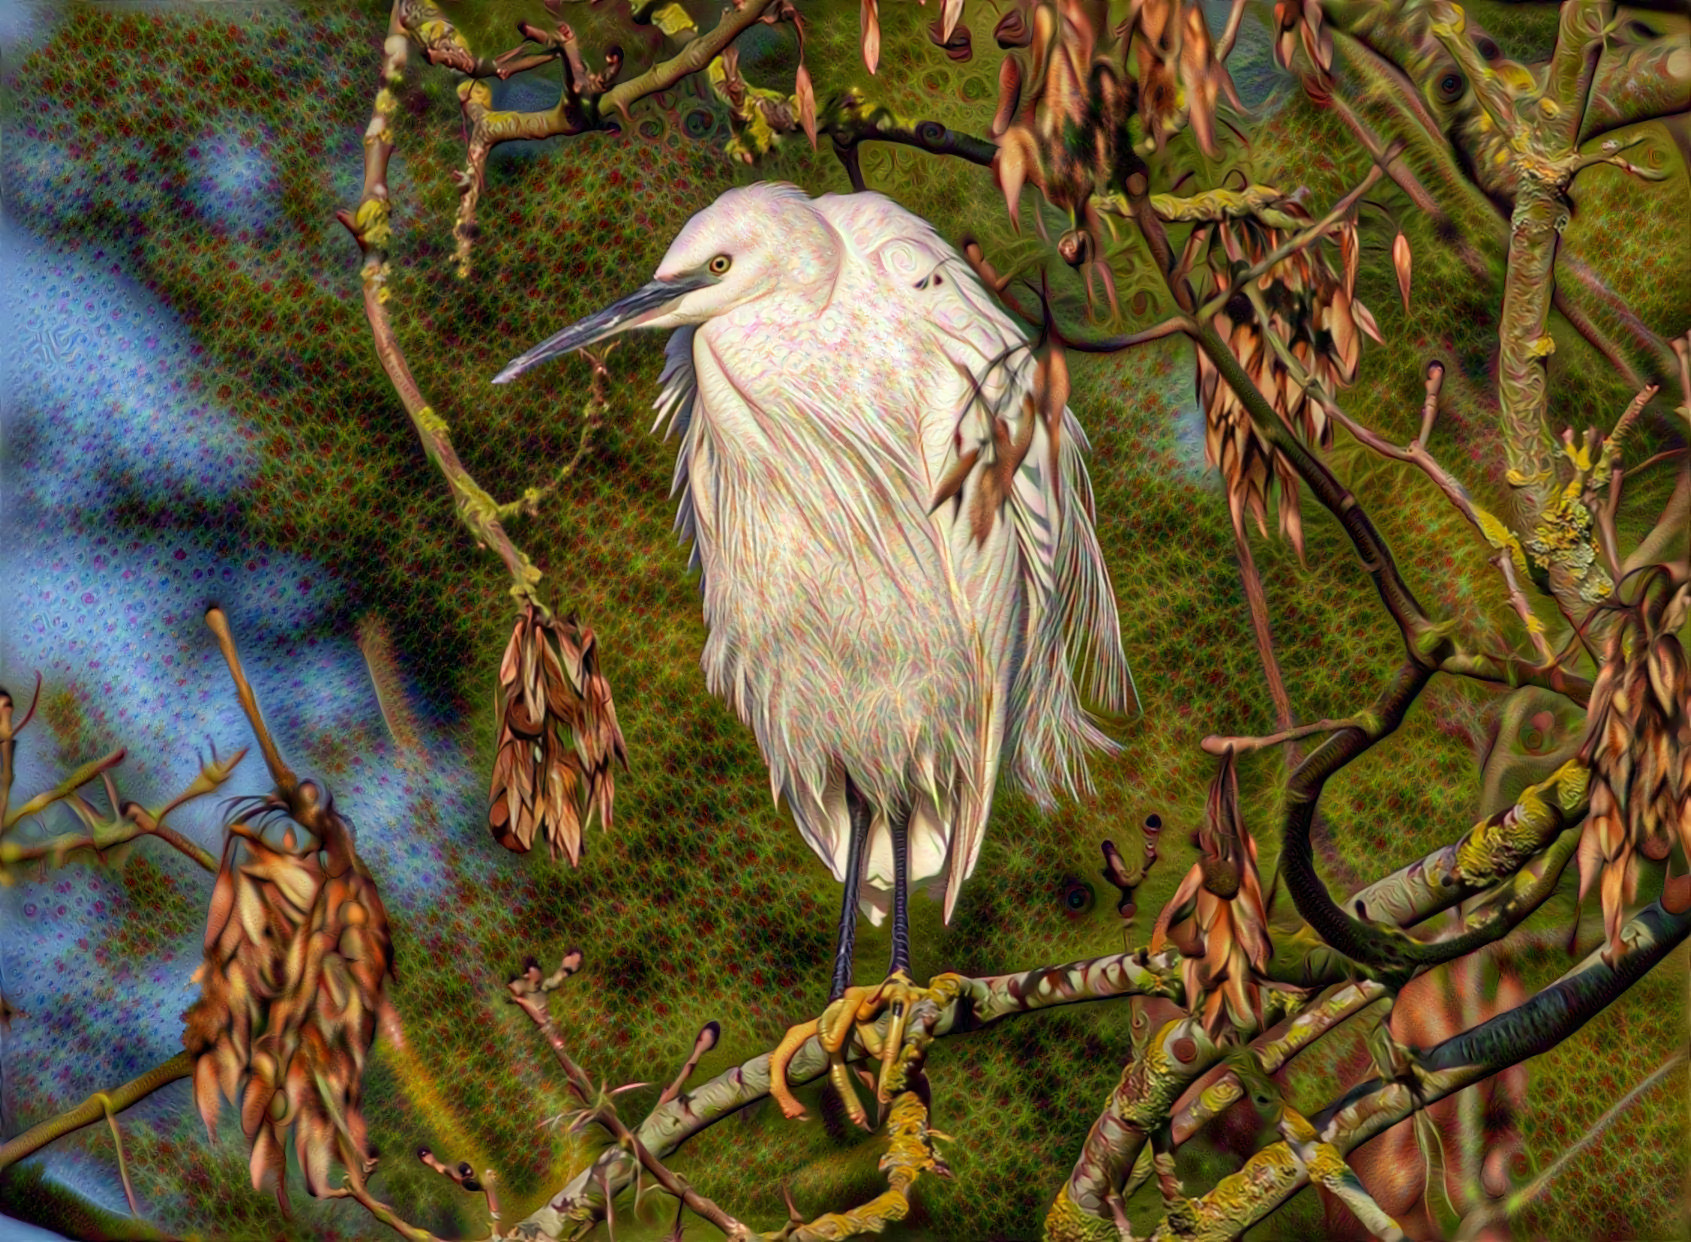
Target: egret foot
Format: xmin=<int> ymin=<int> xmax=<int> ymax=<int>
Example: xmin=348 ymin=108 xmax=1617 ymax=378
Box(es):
xmin=768 ymin=972 xmax=969 ymax=1129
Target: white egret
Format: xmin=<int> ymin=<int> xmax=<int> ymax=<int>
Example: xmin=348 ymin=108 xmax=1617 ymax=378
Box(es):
xmin=494 ymin=182 xmax=1136 ymax=1111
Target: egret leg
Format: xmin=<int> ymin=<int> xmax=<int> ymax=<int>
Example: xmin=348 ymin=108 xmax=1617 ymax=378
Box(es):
xmin=772 ymin=787 xmax=962 ymax=1129
xmin=829 ymin=779 xmax=872 ymax=1003
xmin=888 ymin=804 xmax=911 ymax=979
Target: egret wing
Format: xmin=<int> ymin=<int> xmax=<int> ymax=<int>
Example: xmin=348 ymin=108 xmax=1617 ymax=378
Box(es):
xmin=829 ymin=198 xmax=1136 ymax=915
xmin=844 ymin=211 xmax=1136 ymax=725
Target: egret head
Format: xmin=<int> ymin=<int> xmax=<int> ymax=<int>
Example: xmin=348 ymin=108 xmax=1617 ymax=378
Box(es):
xmin=493 ymin=183 xmax=837 ymax=384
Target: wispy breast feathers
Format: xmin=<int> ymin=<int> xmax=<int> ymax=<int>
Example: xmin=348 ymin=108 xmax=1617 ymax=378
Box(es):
xmin=653 ymin=326 xmax=705 ymax=581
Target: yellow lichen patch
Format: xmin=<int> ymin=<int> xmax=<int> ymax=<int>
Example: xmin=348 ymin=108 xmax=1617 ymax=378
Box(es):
xmin=1184 ymin=1144 xmax=1303 ymax=1240
xmin=1474 ymin=504 xmax=1532 ymax=576
xmin=1042 ymin=1189 xmax=1122 ymax=1242
xmin=1453 ymin=761 xmax=1584 ymax=882
xmin=651 ymin=3 xmax=697 ymax=36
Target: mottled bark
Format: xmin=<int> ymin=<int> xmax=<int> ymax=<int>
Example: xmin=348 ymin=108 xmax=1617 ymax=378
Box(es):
xmin=1054 ymin=1018 xmax=1225 ymax=1224
xmin=519 ymin=951 xmax=1186 ymax=1237
xmin=1148 ymin=898 xmax=1691 ymax=1240
xmin=1342 ymin=761 xmax=1589 ymax=930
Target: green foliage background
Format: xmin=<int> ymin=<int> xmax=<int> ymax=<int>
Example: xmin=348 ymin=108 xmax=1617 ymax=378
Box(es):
xmin=1 ymin=0 xmax=1686 ymax=1238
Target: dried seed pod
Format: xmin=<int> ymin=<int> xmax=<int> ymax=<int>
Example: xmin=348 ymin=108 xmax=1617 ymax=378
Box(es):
xmin=1575 ymin=584 xmax=1691 ymax=960
xmin=1194 ymin=207 xmax=1372 ymax=561
xmin=1150 ymin=751 xmax=1274 ymax=1038
xmin=490 ymin=606 xmax=628 ymax=866
xmin=183 ymin=797 xmax=393 ymax=1208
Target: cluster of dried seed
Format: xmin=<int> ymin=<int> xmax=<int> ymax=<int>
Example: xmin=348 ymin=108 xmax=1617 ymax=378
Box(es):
xmin=1195 ymin=206 xmax=1382 ymax=558
xmin=181 ymin=787 xmax=393 ymax=1206
xmin=1151 ymin=750 xmax=1275 ymax=1038
xmin=1576 ymin=579 xmax=1691 ymax=957
xmin=489 ymin=606 xmax=627 ymax=866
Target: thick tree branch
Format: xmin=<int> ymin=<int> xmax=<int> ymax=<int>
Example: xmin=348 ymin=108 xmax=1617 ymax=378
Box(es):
xmin=520 ymin=950 xmax=1185 ymax=1235
xmin=1151 ymin=896 xmax=1691 ymax=1240
xmin=1048 ymin=1018 xmax=1228 ymax=1234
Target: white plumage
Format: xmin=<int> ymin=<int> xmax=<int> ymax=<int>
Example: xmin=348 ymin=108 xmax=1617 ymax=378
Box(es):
xmin=498 ymin=182 xmax=1135 ymax=927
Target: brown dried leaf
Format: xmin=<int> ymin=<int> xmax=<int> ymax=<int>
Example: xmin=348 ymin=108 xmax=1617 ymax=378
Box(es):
xmin=795 ymin=63 xmax=817 ymax=148
xmin=204 ymin=859 xmax=237 ymax=952
xmin=941 ymin=0 xmax=965 ymax=41
xmin=1353 ymin=296 xmax=1384 ymax=346
xmin=992 ymin=55 xmax=1023 ymax=136
xmin=193 ymin=1052 xmax=223 ymax=1140
xmin=1179 ymin=2 xmax=1222 ymax=158
xmin=995 ymin=127 xmax=1040 ymax=228
xmin=184 ymin=799 xmax=392 ymax=1209
xmin=1392 ymin=231 xmax=1412 ymax=313
xmin=861 ymin=0 xmax=881 ymax=74
xmin=1648 ymin=635 xmax=1686 ymax=719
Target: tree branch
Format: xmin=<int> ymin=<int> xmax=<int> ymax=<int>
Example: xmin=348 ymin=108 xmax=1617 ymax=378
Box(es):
xmin=822 ymin=92 xmax=998 ymax=171
xmin=1152 ymin=895 xmax=1691 ymax=1240
xmin=0 ymin=1054 xmax=193 ymax=1177
xmin=336 ymin=2 xmax=550 ymax=613
xmin=1049 ymin=1018 xmax=1228 ymax=1232
xmin=519 ymin=950 xmax=1185 ymax=1235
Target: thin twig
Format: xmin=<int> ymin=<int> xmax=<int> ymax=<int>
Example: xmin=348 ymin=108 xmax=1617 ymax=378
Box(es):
xmin=1455 ymin=1050 xmax=1686 ymax=1240
xmin=205 ymin=607 xmax=297 ymax=796
xmin=2 ymin=801 xmax=218 ymax=875
xmin=1493 ymin=551 xmax=1557 ymax=664
xmin=1060 ymin=314 xmax=1193 ymax=354
xmin=325 ymin=1180 xmax=444 ymax=1242
xmin=96 ymin=1094 xmax=142 ymax=1217
xmin=1626 ymin=448 xmax=1688 ymax=478
xmin=1231 ymin=519 xmax=1301 ymax=760
xmin=3 ymin=749 xmax=127 ymax=831
xmin=509 ymin=955 xmax=749 ymax=1239
xmin=1325 ymin=89 xmax=1488 ymax=282
xmin=1202 ymin=717 xmax=1365 ymax=755
xmin=659 ymin=1022 xmax=722 ymax=1107
xmin=1417 ymin=361 xmax=1443 ymax=447
xmin=338 ymin=4 xmax=549 ymax=611
xmin=124 ymin=804 xmax=222 ymax=873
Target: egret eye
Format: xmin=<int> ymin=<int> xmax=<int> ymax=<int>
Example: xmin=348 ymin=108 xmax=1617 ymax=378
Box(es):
xmin=1062 ymin=879 xmax=1096 ymax=917
xmin=1436 ymin=70 xmax=1466 ymax=103
xmin=708 ymin=254 xmax=732 ymax=276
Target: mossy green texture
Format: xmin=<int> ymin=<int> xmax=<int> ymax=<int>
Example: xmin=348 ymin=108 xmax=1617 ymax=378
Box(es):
xmin=5 ymin=0 xmax=1688 ymax=1239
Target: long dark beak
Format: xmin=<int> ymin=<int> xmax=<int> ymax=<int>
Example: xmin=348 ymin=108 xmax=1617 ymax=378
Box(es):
xmin=492 ymin=274 xmax=709 ymax=384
